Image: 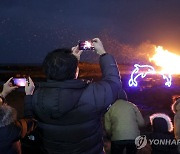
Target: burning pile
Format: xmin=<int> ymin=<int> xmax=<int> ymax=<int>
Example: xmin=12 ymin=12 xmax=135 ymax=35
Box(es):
xmin=150 ymin=46 xmax=180 ymax=75
xmin=129 ymin=46 xmax=180 ymax=87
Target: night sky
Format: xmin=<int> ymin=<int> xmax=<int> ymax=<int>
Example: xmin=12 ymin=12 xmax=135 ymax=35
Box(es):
xmin=0 ymin=0 xmax=180 ymax=64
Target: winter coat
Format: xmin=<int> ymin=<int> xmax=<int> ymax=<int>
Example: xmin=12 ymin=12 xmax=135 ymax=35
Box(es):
xmin=30 ymin=54 xmax=126 ymax=154
xmin=148 ymin=117 xmax=178 ymax=154
xmin=104 ymin=99 xmax=145 ymax=141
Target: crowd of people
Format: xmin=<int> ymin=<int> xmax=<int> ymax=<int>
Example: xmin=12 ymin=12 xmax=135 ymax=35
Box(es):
xmin=0 ymin=38 xmax=180 ymax=154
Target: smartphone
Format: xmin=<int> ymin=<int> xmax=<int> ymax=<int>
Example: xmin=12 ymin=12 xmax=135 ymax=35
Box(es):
xmin=12 ymin=78 xmax=27 ymax=87
xmin=78 ymin=40 xmax=94 ymax=50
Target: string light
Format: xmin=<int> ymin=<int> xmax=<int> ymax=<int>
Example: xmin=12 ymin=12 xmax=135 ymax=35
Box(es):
xmin=128 ymin=64 xmax=172 ymax=87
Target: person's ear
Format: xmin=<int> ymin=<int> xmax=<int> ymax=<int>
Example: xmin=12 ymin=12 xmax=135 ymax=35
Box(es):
xmin=0 ymin=96 xmax=5 ymax=106
xmin=0 ymin=97 xmax=3 ymax=106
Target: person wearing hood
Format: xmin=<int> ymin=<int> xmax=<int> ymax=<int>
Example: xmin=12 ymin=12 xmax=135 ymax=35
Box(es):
xmin=0 ymin=77 xmax=36 ymax=154
xmin=148 ymin=113 xmax=178 ymax=154
xmin=27 ymin=38 xmax=126 ymax=153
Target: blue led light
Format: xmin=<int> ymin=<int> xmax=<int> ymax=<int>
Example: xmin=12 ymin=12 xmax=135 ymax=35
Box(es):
xmin=161 ymin=74 xmax=172 ymax=87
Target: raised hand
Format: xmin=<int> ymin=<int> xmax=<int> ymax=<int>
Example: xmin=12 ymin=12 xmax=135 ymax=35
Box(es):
xmin=1 ymin=77 xmax=18 ymax=98
xmin=25 ymin=77 xmax=35 ymax=95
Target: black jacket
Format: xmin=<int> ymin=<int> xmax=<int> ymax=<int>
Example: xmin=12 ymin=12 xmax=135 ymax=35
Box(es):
xmin=30 ymin=54 xmax=126 ymax=154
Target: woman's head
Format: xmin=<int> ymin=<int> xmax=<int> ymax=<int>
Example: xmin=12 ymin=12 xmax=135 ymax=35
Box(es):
xmin=171 ymin=96 xmax=180 ymax=114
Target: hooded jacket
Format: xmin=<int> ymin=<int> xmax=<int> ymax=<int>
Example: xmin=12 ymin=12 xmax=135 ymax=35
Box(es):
xmin=148 ymin=114 xmax=178 ymax=154
xmin=30 ymin=54 xmax=126 ymax=154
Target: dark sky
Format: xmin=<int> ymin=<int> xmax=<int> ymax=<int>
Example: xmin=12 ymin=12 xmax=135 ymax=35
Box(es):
xmin=0 ymin=0 xmax=180 ymax=64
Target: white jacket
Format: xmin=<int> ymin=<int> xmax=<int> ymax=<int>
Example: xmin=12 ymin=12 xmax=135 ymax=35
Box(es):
xmin=104 ymin=99 xmax=145 ymax=141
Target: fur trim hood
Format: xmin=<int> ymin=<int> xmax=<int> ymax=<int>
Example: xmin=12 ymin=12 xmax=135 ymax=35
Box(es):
xmin=0 ymin=105 xmax=17 ymax=127
xmin=150 ymin=113 xmax=173 ymax=132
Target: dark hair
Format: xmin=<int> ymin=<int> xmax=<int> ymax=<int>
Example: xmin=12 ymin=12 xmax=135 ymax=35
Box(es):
xmin=43 ymin=48 xmax=78 ymax=81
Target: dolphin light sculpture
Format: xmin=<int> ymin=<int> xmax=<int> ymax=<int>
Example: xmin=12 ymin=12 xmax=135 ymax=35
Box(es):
xmin=128 ymin=64 xmax=156 ymax=87
xmin=129 ymin=64 xmax=172 ymax=87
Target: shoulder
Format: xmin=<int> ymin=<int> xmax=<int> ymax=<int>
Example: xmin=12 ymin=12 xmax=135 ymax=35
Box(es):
xmin=0 ymin=123 xmax=21 ymax=141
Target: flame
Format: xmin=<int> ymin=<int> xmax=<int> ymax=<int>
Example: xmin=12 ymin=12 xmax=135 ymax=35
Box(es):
xmin=150 ymin=46 xmax=180 ymax=74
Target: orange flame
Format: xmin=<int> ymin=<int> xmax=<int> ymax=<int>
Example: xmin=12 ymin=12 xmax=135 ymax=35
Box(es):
xmin=149 ymin=46 xmax=180 ymax=74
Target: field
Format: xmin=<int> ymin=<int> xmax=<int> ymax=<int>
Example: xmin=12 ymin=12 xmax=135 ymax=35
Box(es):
xmin=0 ymin=63 xmax=180 ymax=120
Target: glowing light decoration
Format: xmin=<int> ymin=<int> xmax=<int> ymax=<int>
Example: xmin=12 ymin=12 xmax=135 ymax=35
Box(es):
xmin=161 ymin=73 xmax=172 ymax=87
xmin=128 ymin=64 xmax=172 ymax=87
xmin=128 ymin=64 xmax=155 ymax=87
xmin=129 ymin=46 xmax=179 ymax=87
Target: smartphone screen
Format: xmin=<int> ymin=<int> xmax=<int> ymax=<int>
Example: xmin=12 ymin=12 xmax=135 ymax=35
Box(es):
xmin=12 ymin=78 xmax=26 ymax=87
xmin=79 ymin=40 xmax=94 ymax=50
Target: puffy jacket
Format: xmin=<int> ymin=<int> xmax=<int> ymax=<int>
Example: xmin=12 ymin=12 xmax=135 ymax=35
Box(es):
xmin=104 ymin=99 xmax=145 ymax=141
xmin=30 ymin=54 xmax=126 ymax=154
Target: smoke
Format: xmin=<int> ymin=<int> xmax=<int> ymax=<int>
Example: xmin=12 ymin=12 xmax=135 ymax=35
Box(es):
xmin=100 ymin=33 xmax=156 ymax=65
xmin=80 ymin=33 xmax=157 ymax=65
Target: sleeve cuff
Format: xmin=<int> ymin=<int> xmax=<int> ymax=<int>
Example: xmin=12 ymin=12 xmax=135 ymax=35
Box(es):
xmin=100 ymin=53 xmax=108 ymax=57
